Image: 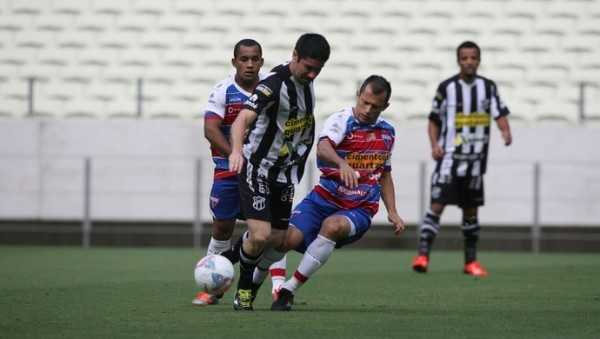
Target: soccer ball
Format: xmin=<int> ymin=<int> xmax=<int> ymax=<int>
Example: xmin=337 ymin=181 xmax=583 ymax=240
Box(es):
xmin=194 ymin=254 xmax=235 ymax=295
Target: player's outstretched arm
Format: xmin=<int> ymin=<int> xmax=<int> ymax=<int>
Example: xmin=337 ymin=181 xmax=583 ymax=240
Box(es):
xmin=495 ymin=116 xmax=512 ymax=146
xmin=379 ymin=171 xmax=405 ymax=236
xmin=204 ymin=115 xmax=232 ymax=156
xmin=229 ymin=108 xmax=257 ymax=173
xmin=317 ymin=138 xmax=359 ymax=188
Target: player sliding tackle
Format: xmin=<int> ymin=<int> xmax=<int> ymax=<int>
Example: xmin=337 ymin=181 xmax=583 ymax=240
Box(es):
xmin=266 ymin=75 xmax=406 ymax=311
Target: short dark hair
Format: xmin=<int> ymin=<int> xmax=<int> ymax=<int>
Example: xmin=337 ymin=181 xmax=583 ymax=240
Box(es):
xmin=294 ymin=33 xmax=330 ymax=62
xmin=233 ymin=39 xmax=262 ymax=58
xmin=456 ymin=40 xmax=481 ymax=60
xmin=359 ymin=75 xmax=392 ymax=102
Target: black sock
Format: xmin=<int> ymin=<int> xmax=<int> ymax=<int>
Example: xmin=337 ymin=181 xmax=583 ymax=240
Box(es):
xmin=462 ymin=217 xmax=480 ymax=264
xmin=220 ymin=235 xmax=243 ymax=264
xmin=418 ymin=211 xmax=440 ymax=257
xmin=237 ymin=245 xmax=261 ymax=290
xmin=418 ymin=232 xmax=435 ymax=257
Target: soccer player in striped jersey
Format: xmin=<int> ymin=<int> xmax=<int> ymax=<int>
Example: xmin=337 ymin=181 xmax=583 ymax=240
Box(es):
xmin=412 ymin=41 xmax=513 ymax=277
xmin=193 ymin=39 xmax=287 ymax=305
xmin=269 ymin=76 xmax=405 ymax=311
xmin=229 ymin=33 xmax=330 ymax=311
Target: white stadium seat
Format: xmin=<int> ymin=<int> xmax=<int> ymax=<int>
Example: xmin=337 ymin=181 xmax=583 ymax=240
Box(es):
xmin=0 ymin=0 xmax=596 ymax=121
xmin=35 ymin=15 xmax=67 ymax=32
xmin=97 ymin=30 xmax=137 ymax=50
xmin=139 ymin=31 xmax=180 ymax=50
xmin=116 ymin=13 xmax=157 ymax=33
xmin=132 ymin=0 xmax=168 ymax=17
xmin=92 ymin=0 xmax=130 ymax=16
xmin=56 ymin=31 xmax=95 ymax=50
xmin=15 ymin=29 xmax=54 ymax=50
xmin=173 ymin=0 xmax=206 ymax=17
xmin=157 ymin=14 xmax=197 ymax=33
xmin=10 ymin=0 xmax=44 ymax=16
xmin=75 ymin=14 xmax=115 ymax=33
xmin=0 ymin=17 xmax=26 ymax=33
xmin=52 ymin=0 xmax=87 ymax=16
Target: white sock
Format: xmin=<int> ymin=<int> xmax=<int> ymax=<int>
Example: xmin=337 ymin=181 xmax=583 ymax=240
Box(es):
xmin=207 ymin=237 xmax=231 ymax=256
xmin=282 ymin=235 xmax=335 ymax=293
xmin=270 ymin=255 xmax=287 ymax=293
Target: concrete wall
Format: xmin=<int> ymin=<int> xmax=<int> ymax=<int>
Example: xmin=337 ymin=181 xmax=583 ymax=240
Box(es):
xmin=1 ymin=118 xmax=599 ymax=226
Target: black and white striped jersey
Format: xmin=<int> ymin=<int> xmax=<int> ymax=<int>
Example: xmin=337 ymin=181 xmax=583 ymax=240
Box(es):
xmin=429 ymin=74 xmax=510 ymax=177
xmin=242 ymin=63 xmax=316 ymax=184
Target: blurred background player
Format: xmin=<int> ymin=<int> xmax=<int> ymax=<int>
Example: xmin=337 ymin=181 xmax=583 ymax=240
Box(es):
xmin=412 ymin=41 xmax=513 ymax=277
xmin=270 ymin=75 xmax=405 ymax=311
xmin=228 ymin=33 xmax=330 ymax=311
xmin=193 ymin=39 xmax=287 ymax=305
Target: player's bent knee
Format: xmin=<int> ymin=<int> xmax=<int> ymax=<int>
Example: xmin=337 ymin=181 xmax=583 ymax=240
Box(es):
xmin=250 ymin=233 xmax=269 ymax=246
xmin=321 ymin=216 xmax=351 ymax=239
xmin=280 ymin=227 xmax=303 ymax=252
xmin=248 ymin=229 xmax=270 ymax=247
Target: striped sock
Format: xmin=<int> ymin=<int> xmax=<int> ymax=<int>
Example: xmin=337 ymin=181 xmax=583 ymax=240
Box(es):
xmin=282 ymin=235 xmax=335 ymax=293
xmin=418 ymin=210 xmax=441 ymax=257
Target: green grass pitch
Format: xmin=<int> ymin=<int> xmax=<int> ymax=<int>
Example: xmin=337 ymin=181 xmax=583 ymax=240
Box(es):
xmin=1 ymin=246 xmax=599 ymax=339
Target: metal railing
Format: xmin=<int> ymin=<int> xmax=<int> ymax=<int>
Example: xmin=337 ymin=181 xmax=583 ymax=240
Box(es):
xmin=15 ymin=77 xmax=600 ymax=122
xmin=71 ymin=158 xmax=593 ymax=252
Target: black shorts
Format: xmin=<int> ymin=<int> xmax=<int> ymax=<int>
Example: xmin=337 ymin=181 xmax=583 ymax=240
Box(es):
xmin=430 ymin=173 xmax=484 ymax=208
xmin=238 ymin=163 xmax=295 ymax=230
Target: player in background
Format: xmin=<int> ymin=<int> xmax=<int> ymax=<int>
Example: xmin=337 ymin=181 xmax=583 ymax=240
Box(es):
xmin=268 ymin=75 xmax=405 ymax=311
xmin=193 ymin=39 xmax=287 ymax=306
xmin=229 ymin=33 xmax=330 ymax=311
xmin=412 ymin=41 xmax=513 ymax=277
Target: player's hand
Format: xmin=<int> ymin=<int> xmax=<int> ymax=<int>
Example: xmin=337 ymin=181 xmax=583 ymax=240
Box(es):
xmin=228 ymin=150 xmax=244 ymax=174
xmin=502 ymin=130 xmax=512 ymax=146
xmin=431 ymin=144 xmax=444 ymax=160
xmin=388 ymin=212 xmax=405 ymax=236
xmin=339 ymin=162 xmax=359 ymax=188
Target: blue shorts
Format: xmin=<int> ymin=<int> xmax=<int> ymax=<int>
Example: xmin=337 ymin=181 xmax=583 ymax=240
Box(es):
xmin=210 ymin=178 xmax=242 ymax=221
xmin=289 ymin=191 xmax=372 ymax=253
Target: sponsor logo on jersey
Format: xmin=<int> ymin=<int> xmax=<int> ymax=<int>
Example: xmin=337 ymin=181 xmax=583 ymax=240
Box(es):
xmin=330 ymin=122 xmax=342 ymax=134
xmin=252 ymin=196 xmax=266 ymax=211
xmin=481 ymin=99 xmax=491 ymax=110
xmin=210 ymin=196 xmax=219 ymax=209
xmin=256 ymin=84 xmax=273 ymax=97
xmin=454 ymin=134 xmax=490 ymax=146
xmin=336 ymin=185 xmax=367 ymax=196
xmin=454 ymin=113 xmax=491 ymax=128
xmin=345 ymin=152 xmax=389 ymax=170
xmin=284 ymin=116 xmax=313 ymax=137
xmin=245 ymin=94 xmax=258 ymax=109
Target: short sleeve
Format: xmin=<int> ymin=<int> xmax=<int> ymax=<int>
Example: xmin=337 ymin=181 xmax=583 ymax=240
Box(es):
xmin=203 ymin=82 xmax=226 ymax=119
xmin=244 ymin=78 xmax=278 ymax=114
xmin=318 ymin=110 xmax=349 ymax=146
xmin=490 ymin=82 xmax=510 ymax=119
xmin=383 ymin=124 xmax=395 ymax=172
xmin=428 ymin=83 xmax=446 ymax=126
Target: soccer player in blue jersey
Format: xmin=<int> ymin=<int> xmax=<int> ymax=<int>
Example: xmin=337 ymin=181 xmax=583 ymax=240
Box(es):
xmin=193 ymin=39 xmax=287 ymax=305
xmin=267 ymin=75 xmax=406 ymax=311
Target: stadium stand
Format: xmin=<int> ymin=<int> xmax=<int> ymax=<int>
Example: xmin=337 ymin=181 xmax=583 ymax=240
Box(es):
xmin=0 ymin=0 xmax=598 ymax=122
